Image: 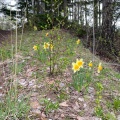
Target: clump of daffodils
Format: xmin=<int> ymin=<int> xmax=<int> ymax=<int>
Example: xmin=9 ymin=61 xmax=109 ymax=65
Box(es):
xmin=72 ymin=59 xmax=103 ymax=74
xmin=43 ymin=42 xmax=54 ymax=51
xmin=97 ymin=63 xmax=103 ymax=73
xmin=72 ymin=58 xmax=84 ymax=73
xmin=88 ymin=61 xmax=93 ymax=70
xmin=76 ymin=39 xmax=80 ymax=45
xmin=33 ymin=45 xmax=38 ymax=51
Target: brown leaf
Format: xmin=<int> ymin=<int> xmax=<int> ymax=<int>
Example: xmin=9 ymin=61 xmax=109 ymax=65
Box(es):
xmin=59 ymin=101 xmax=69 ymax=107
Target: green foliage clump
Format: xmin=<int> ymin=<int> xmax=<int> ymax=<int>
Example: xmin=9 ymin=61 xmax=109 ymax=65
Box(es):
xmin=40 ymin=98 xmax=59 ymax=113
xmin=0 ymin=89 xmax=30 ymax=120
xmin=72 ymin=68 xmax=92 ymax=92
xmin=34 ymin=14 xmax=52 ymax=30
xmin=0 ymin=48 xmax=12 ymax=61
xmin=112 ymin=98 xmax=120 ymax=111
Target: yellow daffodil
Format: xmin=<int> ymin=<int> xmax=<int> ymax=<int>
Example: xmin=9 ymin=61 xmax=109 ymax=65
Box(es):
xmin=33 ymin=45 xmax=38 ymax=51
xmin=88 ymin=61 xmax=93 ymax=69
xmin=43 ymin=42 xmax=50 ymax=50
xmin=97 ymin=62 xmax=103 ymax=73
xmin=76 ymin=39 xmax=80 ymax=44
xmin=46 ymin=33 xmax=49 ymax=37
xmin=72 ymin=62 xmax=80 ymax=73
xmin=76 ymin=59 xmax=84 ymax=68
xmin=34 ymin=26 xmax=37 ymax=31
xmin=49 ymin=44 xmax=53 ymax=51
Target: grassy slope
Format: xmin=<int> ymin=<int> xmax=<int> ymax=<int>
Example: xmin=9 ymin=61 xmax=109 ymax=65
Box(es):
xmin=0 ymin=29 xmax=120 ymax=120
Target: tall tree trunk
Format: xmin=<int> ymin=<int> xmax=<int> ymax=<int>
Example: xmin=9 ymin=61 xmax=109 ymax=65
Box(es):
xmin=94 ymin=0 xmax=98 ymax=31
xmin=102 ymin=0 xmax=113 ymax=48
xmin=79 ymin=1 xmax=83 ymax=26
xmin=32 ymin=0 xmax=35 ymax=26
xmin=36 ymin=0 xmax=40 ymax=14
xmin=98 ymin=0 xmax=101 ymax=26
xmin=78 ymin=2 xmax=80 ymax=24
xmin=26 ymin=0 xmax=28 ymax=22
xmin=64 ymin=0 xmax=67 ymax=17
xmin=85 ymin=0 xmax=87 ymax=26
xmin=98 ymin=0 xmax=114 ymax=56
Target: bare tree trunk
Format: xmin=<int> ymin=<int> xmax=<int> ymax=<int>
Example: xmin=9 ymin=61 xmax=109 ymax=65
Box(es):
xmin=64 ymin=0 xmax=67 ymax=17
xmin=79 ymin=1 xmax=83 ymax=26
xmin=26 ymin=0 xmax=28 ymax=22
xmin=98 ymin=0 xmax=101 ymax=26
xmin=94 ymin=0 xmax=98 ymax=31
xmin=36 ymin=0 xmax=40 ymax=14
xmin=32 ymin=0 xmax=35 ymax=26
xmin=85 ymin=0 xmax=87 ymax=26
xmin=98 ymin=0 xmax=114 ymax=55
xmin=102 ymin=0 xmax=113 ymax=42
xmin=78 ymin=2 xmax=80 ymax=24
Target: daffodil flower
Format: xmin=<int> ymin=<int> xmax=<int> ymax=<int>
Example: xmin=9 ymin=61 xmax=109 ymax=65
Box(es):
xmin=97 ymin=63 xmax=103 ymax=73
xmin=76 ymin=59 xmax=84 ymax=68
xmin=33 ymin=45 xmax=38 ymax=51
xmin=88 ymin=61 xmax=93 ymax=69
xmin=72 ymin=62 xmax=80 ymax=73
